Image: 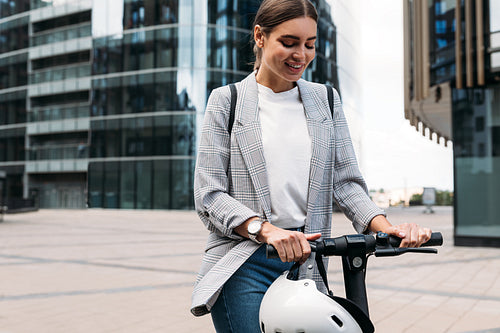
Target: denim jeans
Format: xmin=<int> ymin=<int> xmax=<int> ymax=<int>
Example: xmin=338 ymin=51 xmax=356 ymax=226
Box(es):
xmin=210 ymin=245 xmax=294 ymax=333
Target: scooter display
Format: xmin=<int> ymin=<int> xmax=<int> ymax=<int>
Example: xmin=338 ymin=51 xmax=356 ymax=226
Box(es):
xmin=261 ymin=232 xmax=443 ymax=333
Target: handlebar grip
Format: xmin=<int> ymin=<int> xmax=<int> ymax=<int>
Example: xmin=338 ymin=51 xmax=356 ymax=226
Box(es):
xmin=389 ymin=232 xmax=443 ymax=247
xmin=266 ymin=243 xmax=318 ymax=259
xmin=423 ymin=232 xmax=443 ymax=247
xmin=266 ymin=244 xmax=279 ymax=259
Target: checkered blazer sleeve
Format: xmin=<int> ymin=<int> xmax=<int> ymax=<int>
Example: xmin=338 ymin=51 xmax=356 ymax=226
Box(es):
xmin=193 ymin=86 xmax=258 ymax=238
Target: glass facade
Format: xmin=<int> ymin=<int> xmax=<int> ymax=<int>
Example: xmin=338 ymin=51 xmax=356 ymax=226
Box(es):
xmin=0 ymin=0 xmax=340 ymax=210
xmin=453 ymin=85 xmax=500 ymax=245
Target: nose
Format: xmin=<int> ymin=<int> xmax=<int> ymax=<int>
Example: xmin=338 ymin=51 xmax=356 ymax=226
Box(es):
xmin=292 ymin=46 xmax=306 ymax=61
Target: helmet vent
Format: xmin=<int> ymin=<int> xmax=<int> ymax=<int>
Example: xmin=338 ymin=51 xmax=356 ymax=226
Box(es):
xmin=331 ymin=315 xmax=344 ymax=327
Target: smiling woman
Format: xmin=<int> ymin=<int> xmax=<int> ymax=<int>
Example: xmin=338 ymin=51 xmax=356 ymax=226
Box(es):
xmin=191 ymin=0 xmax=432 ymax=332
xmin=254 ymin=17 xmax=317 ymax=92
xmin=251 ymin=0 xmax=318 ymax=92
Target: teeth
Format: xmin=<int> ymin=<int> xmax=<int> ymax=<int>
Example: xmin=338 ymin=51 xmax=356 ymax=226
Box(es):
xmin=288 ymin=63 xmax=301 ymax=69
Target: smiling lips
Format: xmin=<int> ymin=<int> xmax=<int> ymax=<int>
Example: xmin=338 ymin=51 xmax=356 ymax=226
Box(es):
xmin=286 ymin=62 xmax=303 ymax=71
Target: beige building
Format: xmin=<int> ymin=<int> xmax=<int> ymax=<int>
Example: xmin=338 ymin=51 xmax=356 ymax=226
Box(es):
xmin=403 ymin=0 xmax=500 ymax=247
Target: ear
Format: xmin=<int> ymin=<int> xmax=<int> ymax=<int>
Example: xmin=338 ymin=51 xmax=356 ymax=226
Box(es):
xmin=254 ymin=25 xmax=264 ymax=48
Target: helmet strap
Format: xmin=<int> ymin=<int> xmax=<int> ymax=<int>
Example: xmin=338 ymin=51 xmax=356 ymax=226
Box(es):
xmin=315 ymin=254 xmax=334 ymax=297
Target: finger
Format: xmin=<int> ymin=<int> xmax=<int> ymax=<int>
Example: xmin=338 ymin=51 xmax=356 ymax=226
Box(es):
xmin=409 ymin=224 xmax=420 ymax=247
xmin=298 ymin=234 xmax=312 ymax=265
xmin=305 ymin=233 xmax=322 ymax=241
xmin=283 ymin=235 xmax=302 ymax=262
xmin=288 ymin=234 xmax=303 ymax=262
xmin=384 ymin=225 xmax=406 ymax=239
xmin=398 ymin=224 xmax=412 ymax=247
xmin=271 ymin=238 xmax=290 ymax=263
xmin=418 ymin=227 xmax=432 ymax=246
xmin=274 ymin=242 xmax=287 ymax=263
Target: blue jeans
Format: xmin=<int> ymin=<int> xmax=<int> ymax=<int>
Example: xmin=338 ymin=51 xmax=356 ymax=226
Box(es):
xmin=210 ymin=245 xmax=294 ymax=333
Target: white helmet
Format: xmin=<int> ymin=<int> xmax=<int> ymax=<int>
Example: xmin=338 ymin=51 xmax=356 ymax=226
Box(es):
xmin=259 ymin=271 xmax=374 ymax=333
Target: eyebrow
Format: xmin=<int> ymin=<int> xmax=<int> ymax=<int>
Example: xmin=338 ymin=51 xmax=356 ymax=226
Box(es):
xmin=280 ymin=34 xmax=317 ymax=41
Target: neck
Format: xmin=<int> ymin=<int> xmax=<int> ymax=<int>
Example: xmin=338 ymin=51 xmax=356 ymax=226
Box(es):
xmin=255 ymin=70 xmax=295 ymax=93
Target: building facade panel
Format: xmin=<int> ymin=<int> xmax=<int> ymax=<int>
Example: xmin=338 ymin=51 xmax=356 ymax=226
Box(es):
xmin=1 ymin=0 xmax=341 ymax=210
xmin=404 ymin=0 xmax=500 ymax=246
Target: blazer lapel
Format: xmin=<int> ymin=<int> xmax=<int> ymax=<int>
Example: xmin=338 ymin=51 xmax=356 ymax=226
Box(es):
xmin=296 ymin=80 xmax=334 ymax=222
xmin=232 ymin=74 xmax=272 ymax=219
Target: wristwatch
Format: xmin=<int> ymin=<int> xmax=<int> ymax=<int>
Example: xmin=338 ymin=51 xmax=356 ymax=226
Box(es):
xmin=248 ymin=218 xmax=265 ymax=244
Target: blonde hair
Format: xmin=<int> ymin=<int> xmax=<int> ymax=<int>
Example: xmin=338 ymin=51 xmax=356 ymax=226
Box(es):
xmin=252 ymin=0 xmax=318 ymax=70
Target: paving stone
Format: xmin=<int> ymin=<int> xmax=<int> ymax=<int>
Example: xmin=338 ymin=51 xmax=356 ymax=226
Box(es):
xmin=0 ymin=207 xmax=499 ymax=332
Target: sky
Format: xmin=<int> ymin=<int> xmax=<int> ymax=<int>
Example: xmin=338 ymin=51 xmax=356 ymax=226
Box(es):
xmin=357 ymin=0 xmax=454 ymax=191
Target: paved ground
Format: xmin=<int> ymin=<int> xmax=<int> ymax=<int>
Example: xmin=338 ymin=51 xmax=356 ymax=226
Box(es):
xmin=0 ymin=207 xmax=499 ymax=333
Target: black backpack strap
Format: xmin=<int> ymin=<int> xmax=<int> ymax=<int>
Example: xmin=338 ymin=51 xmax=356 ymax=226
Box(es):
xmin=228 ymin=83 xmax=237 ymax=134
xmin=326 ymin=84 xmax=334 ymax=119
xmin=316 ymin=254 xmax=334 ymax=297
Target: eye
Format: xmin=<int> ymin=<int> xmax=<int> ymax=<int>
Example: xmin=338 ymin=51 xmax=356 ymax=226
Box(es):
xmin=281 ymin=41 xmax=294 ymax=48
xmin=305 ymin=44 xmax=315 ymax=50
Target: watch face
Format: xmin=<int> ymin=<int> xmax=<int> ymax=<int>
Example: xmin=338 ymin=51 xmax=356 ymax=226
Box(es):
xmin=248 ymin=220 xmax=261 ymax=234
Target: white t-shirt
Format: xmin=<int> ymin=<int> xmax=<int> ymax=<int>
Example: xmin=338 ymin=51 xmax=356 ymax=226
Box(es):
xmin=258 ymin=83 xmax=311 ymax=229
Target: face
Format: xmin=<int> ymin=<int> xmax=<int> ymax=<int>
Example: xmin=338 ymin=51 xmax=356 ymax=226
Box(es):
xmin=254 ymin=16 xmax=317 ymax=92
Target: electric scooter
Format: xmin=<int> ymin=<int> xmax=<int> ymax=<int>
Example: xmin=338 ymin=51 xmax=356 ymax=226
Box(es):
xmin=264 ymin=232 xmax=443 ymax=332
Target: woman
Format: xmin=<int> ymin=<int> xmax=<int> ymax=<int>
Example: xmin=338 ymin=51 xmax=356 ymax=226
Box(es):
xmin=191 ymin=0 xmax=431 ymax=331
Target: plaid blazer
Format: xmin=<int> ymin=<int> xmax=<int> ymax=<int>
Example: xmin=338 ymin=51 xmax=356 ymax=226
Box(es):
xmin=191 ymin=72 xmax=384 ymax=316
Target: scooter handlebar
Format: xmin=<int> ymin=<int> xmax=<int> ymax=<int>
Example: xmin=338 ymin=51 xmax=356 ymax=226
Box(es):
xmin=388 ymin=232 xmax=443 ymax=248
xmin=265 ymin=232 xmax=443 ymax=259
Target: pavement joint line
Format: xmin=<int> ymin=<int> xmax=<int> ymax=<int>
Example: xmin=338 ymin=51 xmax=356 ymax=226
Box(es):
xmin=460 ymin=329 xmax=500 ymax=333
xmin=0 ymin=221 xmax=207 ymax=236
xmin=0 ymin=237 xmax=207 ymax=249
xmin=0 ymin=282 xmax=196 ymax=302
xmin=0 ymin=254 xmax=198 ymax=275
xmin=0 ymin=252 xmax=203 ymax=266
xmin=0 ymin=231 xmax=206 ymax=238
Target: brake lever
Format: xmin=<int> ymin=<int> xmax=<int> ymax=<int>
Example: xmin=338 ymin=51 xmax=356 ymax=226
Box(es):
xmin=375 ymin=247 xmax=438 ymax=257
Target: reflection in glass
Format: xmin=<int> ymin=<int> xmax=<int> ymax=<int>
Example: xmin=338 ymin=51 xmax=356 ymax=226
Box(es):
xmin=0 ymin=16 xmax=29 ymax=53
xmin=123 ymin=0 xmax=178 ymax=29
xmin=91 ymin=71 xmax=197 ymax=115
xmin=136 ymin=160 xmax=152 ymax=209
xmin=428 ymin=0 xmax=457 ymax=85
xmin=90 ymin=114 xmax=195 ymax=158
xmin=453 ymin=85 xmax=500 ymax=239
xmin=0 ymin=0 xmax=30 ymax=16
xmin=0 ymin=128 xmax=25 ymax=162
xmin=120 ymin=161 xmax=135 ymax=209
xmin=88 ymin=158 xmax=194 ymax=209
xmin=0 ymin=94 xmax=27 ymax=126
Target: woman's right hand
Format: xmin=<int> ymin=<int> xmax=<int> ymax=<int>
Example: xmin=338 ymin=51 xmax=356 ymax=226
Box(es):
xmin=258 ymin=222 xmax=321 ymax=265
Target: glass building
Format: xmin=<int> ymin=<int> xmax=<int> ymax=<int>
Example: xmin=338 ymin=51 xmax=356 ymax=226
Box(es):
xmin=0 ymin=0 xmax=339 ymax=210
xmin=404 ymin=0 xmax=500 ymax=246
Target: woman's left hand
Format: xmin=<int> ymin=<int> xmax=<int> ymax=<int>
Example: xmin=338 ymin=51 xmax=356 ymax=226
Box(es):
xmin=384 ymin=223 xmax=432 ymax=247
xmin=369 ymin=215 xmax=432 ymax=248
